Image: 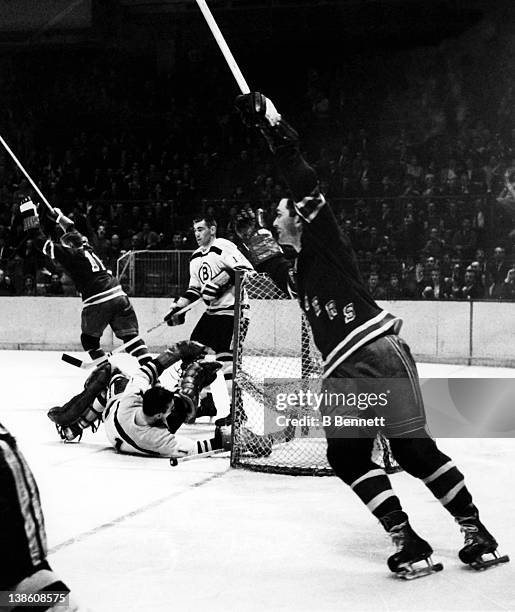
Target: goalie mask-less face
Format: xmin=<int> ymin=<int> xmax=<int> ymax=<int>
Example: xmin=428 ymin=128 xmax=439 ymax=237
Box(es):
xmin=193 ymin=220 xmax=216 ymax=248
xmin=273 ymin=198 xmax=302 ymax=251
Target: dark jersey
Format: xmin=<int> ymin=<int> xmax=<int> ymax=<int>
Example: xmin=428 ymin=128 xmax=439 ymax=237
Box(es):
xmin=39 ymin=236 xmax=124 ymax=303
xmin=271 ymin=121 xmax=401 ymax=375
xmin=294 ymin=195 xmax=401 ymax=375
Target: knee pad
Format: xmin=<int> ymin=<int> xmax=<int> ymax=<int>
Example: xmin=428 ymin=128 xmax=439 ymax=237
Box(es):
xmin=80 ymin=333 xmax=100 ymax=352
xmin=389 ymin=436 xmax=450 ymax=478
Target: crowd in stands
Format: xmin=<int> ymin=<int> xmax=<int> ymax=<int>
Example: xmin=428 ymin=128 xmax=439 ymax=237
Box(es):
xmin=1 ymin=18 xmax=515 ymax=299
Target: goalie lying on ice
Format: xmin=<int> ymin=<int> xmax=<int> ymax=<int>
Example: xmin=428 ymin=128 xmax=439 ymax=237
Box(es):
xmin=48 ymin=340 xmax=272 ymax=460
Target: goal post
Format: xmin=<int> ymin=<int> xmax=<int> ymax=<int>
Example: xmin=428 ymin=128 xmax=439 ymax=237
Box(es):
xmin=230 ymin=271 xmax=400 ymax=476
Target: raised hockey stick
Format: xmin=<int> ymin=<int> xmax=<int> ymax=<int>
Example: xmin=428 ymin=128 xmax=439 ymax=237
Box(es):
xmin=0 ymin=133 xmax=56 ymax=214
xmin=61 ymin=300 xmax=202 ymax=369
xmin=195 ymin=0 xmax=250 ymax=95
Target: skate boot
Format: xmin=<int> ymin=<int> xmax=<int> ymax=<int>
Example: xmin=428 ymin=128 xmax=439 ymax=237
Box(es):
xmin=456 ymin=508 xmax=510 ymax=570
xmin=381 ymin=511 xmax=443 ymax=579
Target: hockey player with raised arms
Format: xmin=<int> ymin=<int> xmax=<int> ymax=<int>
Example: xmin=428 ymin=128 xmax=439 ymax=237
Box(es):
xmin=236 ymin=92 xmax=509 ymax=578
xmin=19 ymin=197 xmax=150 ymax=366
xmin=163 ymin=215 xmax=254 ymax=418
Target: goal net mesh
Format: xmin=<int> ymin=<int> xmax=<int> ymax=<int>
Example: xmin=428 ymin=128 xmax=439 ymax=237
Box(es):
xmin=231 ymin=271 xmax=399 ymax=476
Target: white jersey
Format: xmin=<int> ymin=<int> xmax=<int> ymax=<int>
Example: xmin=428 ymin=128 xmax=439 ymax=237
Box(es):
xmin=102 ymin=370 xmax=195 ymax=458
xmin=186 ymin=237 xmax=253 ymax=316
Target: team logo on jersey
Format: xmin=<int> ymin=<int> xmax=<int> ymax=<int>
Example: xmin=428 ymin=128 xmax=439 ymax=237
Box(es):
xmin=343 ymin=302 xmax=356 ymax=324
xmin=325 ymin=300 xmax=338 ymax=320
xmin=311 ymin=296 xmax=321 ymax=317
xmin=199 ymin=262 xmax=213 ymax=282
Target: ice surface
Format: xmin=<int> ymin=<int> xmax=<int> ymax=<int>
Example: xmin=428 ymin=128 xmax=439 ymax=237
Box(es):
xmin=1 ymin=350 xmax=514 ymax=612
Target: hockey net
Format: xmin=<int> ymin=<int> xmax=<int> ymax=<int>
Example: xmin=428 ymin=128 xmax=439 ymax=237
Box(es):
xmin=231 ymin=271 xmax=399 ymax=476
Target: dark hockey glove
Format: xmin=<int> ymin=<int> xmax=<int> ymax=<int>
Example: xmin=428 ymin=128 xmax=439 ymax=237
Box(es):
xmin=164 ymin=302 xmax=186 ymax=326
xmin=234 ymin=208 xmax=283 ymax=268
xmin=235 ymin=92 xmax=299 ymax=155
xmin=19 ymin=196 xmax=40 ymax=231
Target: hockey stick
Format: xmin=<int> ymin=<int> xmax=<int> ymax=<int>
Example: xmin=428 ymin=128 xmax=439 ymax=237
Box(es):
xmin=195 ymin=0 xmax=250 ymax=95
xmin=169 ymin=447 xmax=229 ymax=467
xmin=61 ymin=300 xmax=202 ymax=369
xmin=0 ymin=133 xmax=55 ymax=214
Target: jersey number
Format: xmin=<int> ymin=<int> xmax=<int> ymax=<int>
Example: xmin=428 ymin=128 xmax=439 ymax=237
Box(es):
xmin=84 ymin=251 xmax=106 ymax=272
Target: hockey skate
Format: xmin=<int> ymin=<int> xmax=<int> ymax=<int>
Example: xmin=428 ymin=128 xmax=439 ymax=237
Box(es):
xmin=456 ymin=511 xmax=510 ymax=570
xmin=382 ymin=512 xmax=443 ymax=580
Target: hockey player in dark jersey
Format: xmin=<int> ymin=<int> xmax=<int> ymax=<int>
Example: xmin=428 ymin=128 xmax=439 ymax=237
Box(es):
xmin=236 ymin=92 xmax=509 ymax=578
xmin=20 ymin=197 xmax=150 ymax=366
xmin=0 ymin=421 xmax=84 ymax=610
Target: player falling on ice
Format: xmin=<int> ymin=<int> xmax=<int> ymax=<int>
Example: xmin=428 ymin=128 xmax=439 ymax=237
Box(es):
xmin=163 ymin=215 xmax=254 ymax=421
xmin=47 ymin=340 xmax=272 ymax=459
xmin=236 ymin=92 xmax=509 ymax=579
xmin=19 ymin=197 xmax=151 ymax=366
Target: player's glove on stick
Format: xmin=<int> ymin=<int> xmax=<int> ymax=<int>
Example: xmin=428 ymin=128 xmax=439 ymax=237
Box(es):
xmin=164 ymin=301 xmax=186 ymax=326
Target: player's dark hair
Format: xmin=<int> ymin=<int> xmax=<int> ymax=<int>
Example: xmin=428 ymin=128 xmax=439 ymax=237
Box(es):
xmin=284 ymin=199 xmax=297 ymax=218
xmin=193 ymin=215 xmax=217 ymax=228
xmin=142 ymin=385 xmax=174 ymax=417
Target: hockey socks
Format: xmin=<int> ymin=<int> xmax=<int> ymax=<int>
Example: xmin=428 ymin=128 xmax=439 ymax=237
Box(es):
xmin=421 ymin=460 xmax=473 ymax=516
xmin=350 ymin=468 xmax=403 ymax=519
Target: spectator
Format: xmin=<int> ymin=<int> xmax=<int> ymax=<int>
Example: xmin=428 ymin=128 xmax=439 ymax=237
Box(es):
xmin=367 ymin=272 xmax=386 ymax=299
xmin=384 ymin=273 xmax=404 ymax=300
xmin=46 ymin=273 xmax=64 ymax=296
xmin=487 ymin=246 xmax=511 ymax=298
xmin=500 ymin=268 xmax=515 ymax=301
xmin=22 ymin=275 xmax=36 ymax=296
xmin=452 ymin=218 xmax=477 ymax=262
xmin=423 ymin=227 xmax=446 ymax=259
xmin=460 ymin=269 xmax=483 ymax=300
xmin=0 ymin=269 xmax=14 ymax=296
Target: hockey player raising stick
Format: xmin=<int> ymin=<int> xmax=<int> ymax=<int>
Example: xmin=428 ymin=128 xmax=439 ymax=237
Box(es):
xmin=48 ymin=340 xmax=272 ymax=460
xmin=19 ymin=197 xmax=151 ymax=366
xmin=163 ymin=215 xmax=254 ymax=420
xmin=236 ymin=92 xmax=509 ymax=578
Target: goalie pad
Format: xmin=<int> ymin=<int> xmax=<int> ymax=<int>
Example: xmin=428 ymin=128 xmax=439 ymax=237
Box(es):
xmin=48 ymin=362 xmax=113 ymax=441
xmin=166 ymin=361 xmax=222 ymax=433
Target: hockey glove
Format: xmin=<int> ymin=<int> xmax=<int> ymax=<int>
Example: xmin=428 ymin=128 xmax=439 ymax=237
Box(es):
xmin=164 ymin=301 xmax=186 ymax=326
xmin=19 ymin=196 xmax=40 ymax=231
xmin=235 ymin=92 xmax=281 ymax=128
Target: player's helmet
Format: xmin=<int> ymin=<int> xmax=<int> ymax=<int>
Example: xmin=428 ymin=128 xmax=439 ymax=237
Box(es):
xmin=60 ymin=231 xmax=86 ymax=249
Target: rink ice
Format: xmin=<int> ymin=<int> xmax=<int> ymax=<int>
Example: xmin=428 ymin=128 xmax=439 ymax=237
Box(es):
xmin=1 ymin=350 xmax=514 ymax=612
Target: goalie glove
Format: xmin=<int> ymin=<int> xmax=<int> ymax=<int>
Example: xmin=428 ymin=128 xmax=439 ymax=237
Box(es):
xmin=19 ymin=196 xmax=40 ymax=231
xmin=234 ymin=208 xmax=283 ymax=268
xmin=164 ymin=301 xmax=186 ymax=326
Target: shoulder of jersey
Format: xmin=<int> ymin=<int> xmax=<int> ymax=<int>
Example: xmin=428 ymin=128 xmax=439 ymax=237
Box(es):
xmin=213 ymin=237 xmax=236 ymax=251
xmin=190 ymin=238 xmax=235 ymax=261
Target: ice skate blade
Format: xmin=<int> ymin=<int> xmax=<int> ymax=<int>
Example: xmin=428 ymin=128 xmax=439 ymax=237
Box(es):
xmin=469 ymin=552 xmax=510 ymax=571
xmin=395 ymin=559 xmax=444 ymax=580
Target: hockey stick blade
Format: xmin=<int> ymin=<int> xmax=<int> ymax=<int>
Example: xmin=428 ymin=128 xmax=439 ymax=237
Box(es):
xmin=170 ymin=448 xmax=229 ymax=466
